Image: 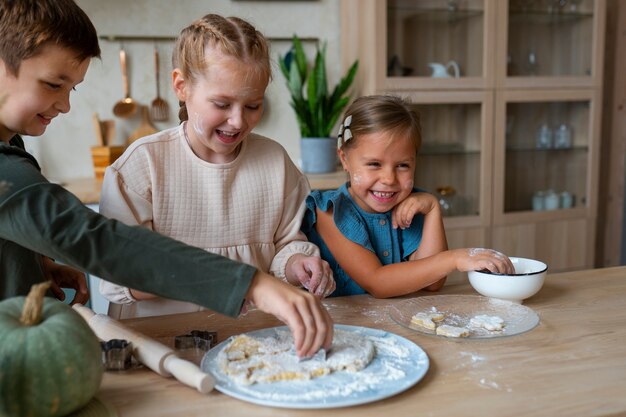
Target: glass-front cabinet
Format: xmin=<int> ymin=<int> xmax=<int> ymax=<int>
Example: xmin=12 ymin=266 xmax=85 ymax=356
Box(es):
xmin=499 ymin=0 xmax=604 ymax=88
xmin=386 ymin=0 xmax=487 ymax=79
xmin=341 ymin=0 xmax=605 ymax=274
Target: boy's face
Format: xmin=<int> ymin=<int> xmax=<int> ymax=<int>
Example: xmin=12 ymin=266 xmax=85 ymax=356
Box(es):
xmin=0 ymin=43 xmax=90 ymax=142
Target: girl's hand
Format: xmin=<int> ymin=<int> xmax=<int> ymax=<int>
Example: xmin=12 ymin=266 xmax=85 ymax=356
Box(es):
xmin=392 ymin=192 xmax=437 ymax=229
xmin=286 ymin=254 xmax=336 ymax=298
xmin=454 ymin=248 xmax=515 ymax=274
xmin=246 ymin=271 xmax=333 ymax=358
xmin=41 ymin=257 xmax=90 ymax=305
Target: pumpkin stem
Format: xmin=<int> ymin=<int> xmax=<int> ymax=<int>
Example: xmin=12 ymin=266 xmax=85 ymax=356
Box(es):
xmin=20 ymin=281 xmax=52 ymax=326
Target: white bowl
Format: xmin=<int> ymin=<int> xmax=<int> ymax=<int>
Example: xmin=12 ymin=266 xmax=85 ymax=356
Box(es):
xmin=467 ymin=257 xmax=547 ymax=303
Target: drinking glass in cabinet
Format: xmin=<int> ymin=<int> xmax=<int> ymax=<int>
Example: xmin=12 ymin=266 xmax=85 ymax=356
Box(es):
xmin=504 ymin=100 xmax=589 ymax=213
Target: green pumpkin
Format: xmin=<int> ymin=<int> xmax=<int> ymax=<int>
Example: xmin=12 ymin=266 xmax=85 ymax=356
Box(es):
xmin=0 ymin=282 xmax=103 ymax=417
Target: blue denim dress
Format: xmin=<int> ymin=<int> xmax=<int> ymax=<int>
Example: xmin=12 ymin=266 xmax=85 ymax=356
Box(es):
xmin=302 ymin=183 xmax=424 ymax=297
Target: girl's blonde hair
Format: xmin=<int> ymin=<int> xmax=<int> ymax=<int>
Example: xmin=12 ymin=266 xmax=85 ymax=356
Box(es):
xmin=338 ymin=95 xmax=421 ymax=151
xmin=172 ymin=14 xmax=271 ymax=122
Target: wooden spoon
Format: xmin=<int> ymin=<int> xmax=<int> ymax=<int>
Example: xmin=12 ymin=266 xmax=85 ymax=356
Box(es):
xmin=127 ymin=105 xmax=158 ymax=145
xmin=112 ymin=49 xmax=137 ymax=118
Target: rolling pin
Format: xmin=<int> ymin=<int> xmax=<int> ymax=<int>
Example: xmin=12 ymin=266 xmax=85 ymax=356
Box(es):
xmin=73 ymin=304 xmax=214 ymax=394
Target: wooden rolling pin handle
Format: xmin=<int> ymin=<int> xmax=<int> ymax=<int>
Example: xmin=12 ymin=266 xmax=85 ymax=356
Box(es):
xmin=163 ymin=355 xmax=215 ymax=394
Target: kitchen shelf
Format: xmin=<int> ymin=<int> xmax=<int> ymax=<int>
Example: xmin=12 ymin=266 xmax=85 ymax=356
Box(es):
xmin=342 ymin=0 xmax=605 ymax=276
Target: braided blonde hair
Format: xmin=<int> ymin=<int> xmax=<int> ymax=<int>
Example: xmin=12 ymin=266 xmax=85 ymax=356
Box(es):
xmin=172 ymin=14 xmax=271 ymax=122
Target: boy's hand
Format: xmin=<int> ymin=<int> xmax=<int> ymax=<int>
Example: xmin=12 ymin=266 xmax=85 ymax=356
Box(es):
xmin=246 ymin=271 xmax=333 ymax=358
xmin=41 ymin=257 xmax=90 ymax=305
xmin=454 ymin=248 xmax=515 ymax=274
xmin=392 ymin=192 xmax=437 ymax=229
xmin=286 ymin=254 xmax=336 ymax=298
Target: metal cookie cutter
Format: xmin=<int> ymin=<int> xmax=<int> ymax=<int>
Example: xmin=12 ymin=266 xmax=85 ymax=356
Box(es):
xmin=174 ymin=330 xmax=217 ymax=364
xmin=101 ymin=339 xmax=133 ymax=371
xmin=174 ymin=330 xmax=217 ymax=351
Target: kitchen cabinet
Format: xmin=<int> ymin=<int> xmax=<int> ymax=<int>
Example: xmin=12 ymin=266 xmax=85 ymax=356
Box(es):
xmin=341 ymin=0 xmax=605 ymax=279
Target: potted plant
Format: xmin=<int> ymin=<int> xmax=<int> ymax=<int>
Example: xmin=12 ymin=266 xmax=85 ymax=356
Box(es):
xmin=279 ymin=35 xmax=358 ymax=174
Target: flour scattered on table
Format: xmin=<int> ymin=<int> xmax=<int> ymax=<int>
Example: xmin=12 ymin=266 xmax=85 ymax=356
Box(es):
xmin=469 ymin=315 xmax=505 ymax=331
xmin=436 ymin=324 xmax=469 ymax=338
xmin=218 ymin=329 xmax=375 ymax=385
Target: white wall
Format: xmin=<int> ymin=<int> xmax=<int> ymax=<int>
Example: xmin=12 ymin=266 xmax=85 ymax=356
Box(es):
xmin=32 ymin=0 xmax=342 ymax=181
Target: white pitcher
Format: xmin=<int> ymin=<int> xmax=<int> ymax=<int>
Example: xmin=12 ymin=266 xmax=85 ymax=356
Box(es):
xmin=428 ymin=61 xmax=460 ymax=78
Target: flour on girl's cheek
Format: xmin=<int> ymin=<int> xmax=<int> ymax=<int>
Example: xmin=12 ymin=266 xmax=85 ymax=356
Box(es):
xmin=351 ymin=172 xmax=363 ymax=185
xmin=190 ymin=112 xmax=206 ymax=138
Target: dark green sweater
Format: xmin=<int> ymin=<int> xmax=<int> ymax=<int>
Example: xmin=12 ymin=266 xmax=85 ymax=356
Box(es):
xmin=0 ymin=136 xmax=256 ymax=317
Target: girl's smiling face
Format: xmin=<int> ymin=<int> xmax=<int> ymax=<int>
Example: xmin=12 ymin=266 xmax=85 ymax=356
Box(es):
xmin=0 ymin=43 xmax=89 ymax=142
xmin=173 ymin=49 xmax=268 ymax=164
xmin=339 ymin=130 xmax=416 ymax=213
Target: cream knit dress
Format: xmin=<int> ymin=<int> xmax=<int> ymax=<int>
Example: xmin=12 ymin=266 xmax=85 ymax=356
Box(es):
xmin=99 ymin=124 xmax=319 ymax=318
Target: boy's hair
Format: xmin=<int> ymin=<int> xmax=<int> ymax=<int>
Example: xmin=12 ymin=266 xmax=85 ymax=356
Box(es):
xmin=0 ymin=0 xmax=100 ymax=76
xmin=338 ymin=95 xmax=422 ymax=151
xmin=173 ymin=14 xmax=271 ymax=122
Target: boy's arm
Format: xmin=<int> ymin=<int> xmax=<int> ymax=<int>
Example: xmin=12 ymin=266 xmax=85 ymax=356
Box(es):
xmin=99 ymin=164 xmax=158 ymax=302
xmin=0 ymin=153 xmax=255 ymax=316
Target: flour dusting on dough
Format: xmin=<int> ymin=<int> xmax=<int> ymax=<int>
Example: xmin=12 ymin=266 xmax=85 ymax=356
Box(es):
xmin=219 ymin=330 xmax=375 ymax=385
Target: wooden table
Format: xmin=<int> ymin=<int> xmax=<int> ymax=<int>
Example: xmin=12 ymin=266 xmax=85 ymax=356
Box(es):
xmin=96 ymin=267 xmax=626 ymax=417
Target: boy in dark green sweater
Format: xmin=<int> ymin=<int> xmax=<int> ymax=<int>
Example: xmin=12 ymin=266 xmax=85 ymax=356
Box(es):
xmin=0 ymin=0 xmax=331 ymax=358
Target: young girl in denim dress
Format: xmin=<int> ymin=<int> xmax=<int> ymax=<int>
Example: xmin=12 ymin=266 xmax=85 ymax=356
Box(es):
xmin=302 ymin=95 xmax=514 ymax=297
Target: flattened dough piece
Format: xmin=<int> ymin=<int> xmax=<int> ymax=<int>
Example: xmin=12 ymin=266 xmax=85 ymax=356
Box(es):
xmin=436 ymin=324 xmax=469 ymax=338
xmin=218 ymin=330 xmax=375 ymax=385
xmin=469 ymin=315 xmax=505 ymax=331
xmin=410 ymin=311 xmax=445 ymax=330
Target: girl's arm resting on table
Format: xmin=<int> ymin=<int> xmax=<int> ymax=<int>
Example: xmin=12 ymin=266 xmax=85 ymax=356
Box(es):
xmin=315 ymin=206 xmax=512 ymax=298
xmin=269 ymin=173 xmax=335 ymax=298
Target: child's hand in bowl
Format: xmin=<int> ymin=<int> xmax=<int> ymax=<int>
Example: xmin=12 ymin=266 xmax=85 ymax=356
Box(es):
xmin=454 ymin=248 xmax=515 ymax=275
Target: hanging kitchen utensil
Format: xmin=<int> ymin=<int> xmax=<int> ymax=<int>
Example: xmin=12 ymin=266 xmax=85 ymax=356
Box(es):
xmin=112 ymin=48 xmax=137 ymax=118
xmin=149 ymin=47 xmax=169 ymax=122
xmin=127 ymin=105 xmax=158 ymax=145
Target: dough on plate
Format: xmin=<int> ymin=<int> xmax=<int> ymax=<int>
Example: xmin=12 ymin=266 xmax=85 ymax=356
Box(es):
xmin=218 ymin=329 xmax=375 ymax=385
xmin=410 ymin=311 xmax=445 ymax=330
xmin=435 ymin=324 xmax=469 ymax=338
xmin=469 ymin=315 xmax=505 ymax=331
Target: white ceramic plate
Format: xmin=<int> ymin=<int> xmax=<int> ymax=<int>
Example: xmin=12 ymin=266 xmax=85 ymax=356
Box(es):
xmin=201 ymin=324 xmax=429 ymax=409
xmin=389 ymin=295 xmax=540 ymax=339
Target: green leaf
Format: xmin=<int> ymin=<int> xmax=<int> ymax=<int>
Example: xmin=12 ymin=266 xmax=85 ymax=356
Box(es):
xmin=293 ymin=35 xmax=308 ymax=85
xmin=287 ymin=60 xmax=303 ymax=101
xmin=280 ymin=35 xmax=358 ymax=138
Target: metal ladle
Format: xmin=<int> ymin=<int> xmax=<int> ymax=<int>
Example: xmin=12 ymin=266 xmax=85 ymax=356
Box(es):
xmin=112 ymin=48 xmax=137 ymax=118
